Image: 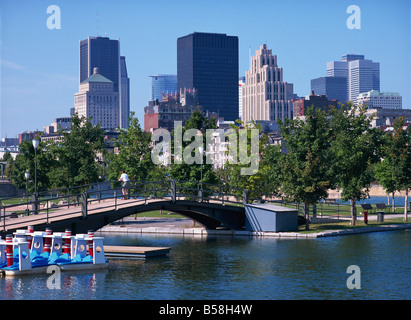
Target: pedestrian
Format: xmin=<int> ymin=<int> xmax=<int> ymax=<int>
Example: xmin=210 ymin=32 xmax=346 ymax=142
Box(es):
xmin=118 ymin=170 xmax=130 ymax=200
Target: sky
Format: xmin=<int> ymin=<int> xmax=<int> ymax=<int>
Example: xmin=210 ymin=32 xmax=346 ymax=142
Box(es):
xmin=0 ymin=0 xmax=410 ymax=139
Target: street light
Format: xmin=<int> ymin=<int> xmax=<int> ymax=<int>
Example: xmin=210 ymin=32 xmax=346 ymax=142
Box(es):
xmin=24 ymin=170 xmax=30 ymax=198
xmin=32 ymin=139 xmax=39 ymax=194
xmin=24 ymin=170 xmax=30 ymax=215
xmin=199 ymin=146 xmax=204 ymax=192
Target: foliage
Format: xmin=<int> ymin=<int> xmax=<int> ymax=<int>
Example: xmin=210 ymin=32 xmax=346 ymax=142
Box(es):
xmin=329 ymin=103 xmax=382 ymax=224
xmin=48 ymin=114 xmax=105 ymax=192
xmin=106 ymin=112 xmax=155 ymax=187
xmin=218 ymin=120 xmax=270 ymax=201
xmin=8 ymin=139 xmax=56 ymax=192
xmin=168 ymin=110 xmax=219 ymax=198
xmin=277 ymin=106 xmax=334 ymax=229
xmin=1 ymin=151 xmax=13 ymax=178
xmin=375 ymin=117 xmax=410 ymax=220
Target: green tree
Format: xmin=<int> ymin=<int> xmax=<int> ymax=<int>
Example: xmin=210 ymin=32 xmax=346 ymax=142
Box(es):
xmin=259 ymin=144 xmax=285 ymax=198
xmin=9 ymin=139 xmax=56 ymax=193
xmin=106 ymin=112 xmax=155 ymax=183
xmin=374 ymin=159 xmax=397 ymax=213
xmin=330 ymin=103 xmax=382 ymax=225
xmin=277 ymin=106 xmax=334 ymax=230
xmin=1 ymin=150 xmax=13 ymax=179
xmin=221 ymin=120 xmax=269 ymax=201
xmin=376 ymin=117 xmax=410 ymax=221
xmin=168 ymin=110 xmax=218 ymax=198
xmin=48 ymin=114 xmax=105 ymax=192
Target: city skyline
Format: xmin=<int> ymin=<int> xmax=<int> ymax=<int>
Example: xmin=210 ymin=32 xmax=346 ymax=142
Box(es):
xmin=0 ymin=0 xmax=410 ymax=138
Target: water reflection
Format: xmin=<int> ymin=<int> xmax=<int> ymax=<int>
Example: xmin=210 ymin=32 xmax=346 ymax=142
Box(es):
xmin=0 ymin=230 xmax=410 ymax=300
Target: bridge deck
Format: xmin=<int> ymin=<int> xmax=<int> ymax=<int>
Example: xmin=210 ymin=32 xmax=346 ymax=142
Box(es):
xmin=1 ymin=198 xmax=151 ymax=232
xmin=1 ymin=197 xmax=242 ymax=233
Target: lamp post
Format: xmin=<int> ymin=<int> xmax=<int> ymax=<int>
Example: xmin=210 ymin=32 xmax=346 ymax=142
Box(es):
xmin=24 ymin=170 xmax=30 ymax=215
xmin=199 ymin=146 xmax=204 ymax=192
xmin=24 ymin=170 xmax=30 ymax=198
xmin=32 ymin=139 xmax=39 ymax=194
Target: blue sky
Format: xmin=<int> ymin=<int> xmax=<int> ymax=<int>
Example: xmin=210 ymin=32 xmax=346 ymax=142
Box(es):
xmin=0 ymin=0 xmax=410 ymax=138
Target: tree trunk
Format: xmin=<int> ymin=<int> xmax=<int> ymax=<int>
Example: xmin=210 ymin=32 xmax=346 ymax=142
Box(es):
xmin=350 ymin=198 xmax=356 ymax=225
xmin=392 ymin=193 xmax=395 ymax=213
xmin=303 ymin=202 xmax=310 ymax=230
xmin=404 ymin=189 xmax=409 ymax=222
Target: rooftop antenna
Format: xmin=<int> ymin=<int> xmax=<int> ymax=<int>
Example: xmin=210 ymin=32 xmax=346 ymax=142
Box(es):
xmin=96 ymin=10 xmax=99 ymax=36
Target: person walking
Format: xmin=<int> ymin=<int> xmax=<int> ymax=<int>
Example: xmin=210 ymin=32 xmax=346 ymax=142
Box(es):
xmin=118 ymin=170 xmax=130 ymax=199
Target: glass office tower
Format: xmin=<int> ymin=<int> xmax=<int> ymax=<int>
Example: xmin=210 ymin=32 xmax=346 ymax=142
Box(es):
xmin=150 ymin=75 xmax=177 ymax=101
xmin=120 ymin=56 xmax=130 ymax=128
xmin=177 ymin=32 xmax=239 ymax=121
xmin=80 ymin=36 xmax=120 ymax=93
xmin=80 ymin=36 xmax=130 ymax=128
xmin=326 ymin=54 xmax=380 ymax=105
xmin=311 ymin=76 xmax=348 ymax=103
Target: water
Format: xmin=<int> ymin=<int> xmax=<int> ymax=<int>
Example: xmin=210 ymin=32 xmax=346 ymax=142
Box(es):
xmin=0 ymin=230 xmax=410 ymax=300
xmin=337 ymin=196 xmax=408 ymax=206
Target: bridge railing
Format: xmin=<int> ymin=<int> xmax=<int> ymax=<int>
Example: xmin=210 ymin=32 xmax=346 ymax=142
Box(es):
xmin=0 ymin=179 xmax=268 ymax=232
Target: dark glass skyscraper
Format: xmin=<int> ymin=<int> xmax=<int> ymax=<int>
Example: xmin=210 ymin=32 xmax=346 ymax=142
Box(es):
xmin=311 ymin=76 xmax=348 ymax=103
xmin=177 ymin=32 xmax=239 ymax=121
xmin=79 ymin=36 xmax=129 ymax=128
xmin=80 ymin=36 xmax=120 ymax=92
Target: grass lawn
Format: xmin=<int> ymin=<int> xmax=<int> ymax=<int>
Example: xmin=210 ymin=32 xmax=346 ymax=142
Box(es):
xmin=298 ymin=217 xmax=410 ymax=234
xmin=131 ymin=210 xmax=184 ymax=219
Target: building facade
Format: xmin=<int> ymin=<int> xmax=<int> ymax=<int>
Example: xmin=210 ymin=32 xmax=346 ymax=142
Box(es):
xmin=150 ymin=74 xmax=177 ymax=101
xmin=144 ymin=89 xmax=201 ymax=133
xmin=311 ymin=76 xmax=347 ymax=104
xmin=120 ymin=56 xmax=130 ymax=128
xmin=242 ymin=44 xmax=294 ymax=123
xmin=80 ymin=36 xmax=129 ymax=128
xmin=177 ymin=32 xmax=239 ymax=121
xmin=326 ymin=54 xmax=380 ymax=105
xmin=357 ymin=90 xmax=402 ymax=109
xmin=44 ymin=117 xmax=71 ymax=134
xmin=292 ymin=91 xmax=339 ymax=118
xmin=363 ymin=108 xmax=411 ymax=129
xmin=238 ymin=77 xmax=245 ymax=121
xmin=74 ymin=67 xmax=119 ymax=130
xmin=80 ymin=36 xmax=120 ymax=91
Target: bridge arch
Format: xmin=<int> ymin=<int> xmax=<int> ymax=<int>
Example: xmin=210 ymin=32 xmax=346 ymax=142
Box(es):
xmin=1 ymin=180 xmax=251 ymax=236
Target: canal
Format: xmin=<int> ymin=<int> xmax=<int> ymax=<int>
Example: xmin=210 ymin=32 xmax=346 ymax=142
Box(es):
xmin=0 ymin=229 xmax=410 ymax=300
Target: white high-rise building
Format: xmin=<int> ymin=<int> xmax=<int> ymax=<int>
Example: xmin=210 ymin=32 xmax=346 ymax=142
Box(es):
xmin=238 ymin=77 xmax=245 ymax=121
xmin=242 ymin=44 xmax=294 ymax=123
xmin=74 ymin=67 xmax=119 ymax=129
xmin=357 ymin=90 xmax=402 ymax=109
xmin=326 ymin=54 xmax=380 ymax=105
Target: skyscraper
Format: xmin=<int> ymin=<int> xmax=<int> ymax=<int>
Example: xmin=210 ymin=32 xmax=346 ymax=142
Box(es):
xmin=80 ymin=36 xmax=129 ymax=128
xmin=120 ymin=56 xmax=130 ymax=128
xmin=150 ymin=74 xmax=177 ymax=101
xmin=238 ymin=76 xmax=245 ymax=121
xmin=177 ymin=32 xmax=239 ymax=121
xmin=242 ymin=44 xmax=294 ymax=123
xmin=80 ymin=36 xmax=120 ymax=92
xmin=311 ymin=76 xmax=347 ymax=103
xmin=326 ymin=54 xmax=380 ymax=104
